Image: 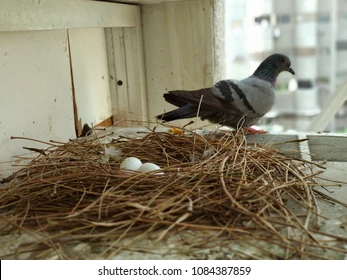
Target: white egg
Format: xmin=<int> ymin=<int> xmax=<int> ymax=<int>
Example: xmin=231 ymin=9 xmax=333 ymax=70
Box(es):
xmin=120 ymin=157 xmax=142 ymax=171
xmin=138 ymin=163 xmax=164 ymax=175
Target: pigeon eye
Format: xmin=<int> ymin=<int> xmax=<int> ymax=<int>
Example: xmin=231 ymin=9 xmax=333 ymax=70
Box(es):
xmin=281 ymin=58 xmax=286 ymax=64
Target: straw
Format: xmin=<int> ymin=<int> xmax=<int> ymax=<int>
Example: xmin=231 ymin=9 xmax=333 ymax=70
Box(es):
xmin=0 ymin=124 xmax=345 ymax=259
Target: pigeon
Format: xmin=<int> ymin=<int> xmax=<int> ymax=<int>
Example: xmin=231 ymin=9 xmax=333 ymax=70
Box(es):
xmin=156 ymin=53 xmax=295 ymax=132
xmin=79 ymin=123 xmax=92 ymax=137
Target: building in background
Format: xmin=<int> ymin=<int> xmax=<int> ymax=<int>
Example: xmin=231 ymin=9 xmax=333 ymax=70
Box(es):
xmin=225 ymin=0 xmax=347 ymax=132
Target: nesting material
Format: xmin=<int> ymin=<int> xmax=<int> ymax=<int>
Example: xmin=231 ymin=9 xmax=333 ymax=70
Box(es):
xmin=0 ymin=126 xmax=345 ymax=259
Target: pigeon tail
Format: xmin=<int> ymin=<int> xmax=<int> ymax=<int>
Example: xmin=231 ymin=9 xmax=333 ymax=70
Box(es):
xmin=156 ymin=104 xmax=198 ymax=122
xmin=156 ymin=89 xmax=211 ymax=122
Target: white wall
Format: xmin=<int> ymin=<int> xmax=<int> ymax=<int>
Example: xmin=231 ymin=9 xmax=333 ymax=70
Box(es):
xmin=142 ymin=0 xmax=215 ymax=129
xmin=0 ymin=30 xmax=76 ymax=177
xmin=0 ymin=0 xmax=215 ymax=178
xmin=0 ymin=28 xmax=116 ymax=178
xmin=69 ymin=28 xmax=112 ymax=128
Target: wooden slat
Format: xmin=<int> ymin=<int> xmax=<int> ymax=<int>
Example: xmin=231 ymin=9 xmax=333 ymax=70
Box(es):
xmin=0 ymin=0 xmax=138 ymax=32
xmin=141 ymin=0 xmax=215 ymax=129
xmin=246 ymin=134 xmax=301 ymax=158
xmin=247 ymin=133 xmax=347 ymax=162
xmin=123 ymin=22 xmax=148 ymax=123
xmin=134 ymin=7 xmax=149 ymax=122
xmin=107 ymin=28 xmax=131 ymax=126
xmin=95 ymin=116 xmax=113 ymax=127
xmin=0 ymin=29 xmax=76 ymax=176
xmin=68 ymin=28 xmax=112 ymax=130
xmin=94 ymin=0 xmax=187 ymax=4
xmin=307 ymin=135 xmax=347 ymax=162
xmin=105 ymin=15 xmax=148 ymax=126
xmin=105 ymin=28 xmax=120 ymax=122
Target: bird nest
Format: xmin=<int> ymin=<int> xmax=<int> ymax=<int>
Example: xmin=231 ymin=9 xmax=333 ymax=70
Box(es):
xmin=0 ymin=124 xmax=345 ymax=259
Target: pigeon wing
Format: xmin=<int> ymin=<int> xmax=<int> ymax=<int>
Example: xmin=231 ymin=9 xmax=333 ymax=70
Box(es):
xmin=164 ymin=88 xmax=241 ymax=113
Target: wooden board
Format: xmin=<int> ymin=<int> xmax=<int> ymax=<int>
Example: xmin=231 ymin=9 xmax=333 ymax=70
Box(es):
xmin=0 ymin=30 xmax=76 ymax=177
xmin=308 ymin=135 xmax=347 ymax=162
xmin=0 ymin=0 xmax=138 ymax=31
xmin=95 ymin=0 xmax=189 ymax=4
xmin=105 ymin=6 xmax=148 ymax=126
xmin=246 ymin=134 xmax=302 ymax=158
xmin=0 ymin=0 xmax=147 ymax=177
xmin=247 ymin=133 xmax=347 ymax=162
xmin=141 ymin=0 xmax=215 ymax=129
xmin=68 ymin=28 xmax=112 ymax=133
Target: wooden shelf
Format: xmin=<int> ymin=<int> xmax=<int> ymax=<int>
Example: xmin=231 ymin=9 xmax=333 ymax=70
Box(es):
xmin=94 ymin=0 xmax=192 ymax=4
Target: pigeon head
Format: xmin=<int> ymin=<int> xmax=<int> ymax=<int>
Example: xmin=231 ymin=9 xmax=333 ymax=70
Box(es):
xmin=253 ymin=53 xmax=295 ymax=86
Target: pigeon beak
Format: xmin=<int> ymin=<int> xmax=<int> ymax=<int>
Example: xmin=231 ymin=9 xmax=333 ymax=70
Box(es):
xmin=287 ymin=67 xmax=295 ymax=75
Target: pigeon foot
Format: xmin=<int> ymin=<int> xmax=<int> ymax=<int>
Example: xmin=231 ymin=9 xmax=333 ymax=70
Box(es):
xmin=244 ymin=127 xmax=267 ymax=134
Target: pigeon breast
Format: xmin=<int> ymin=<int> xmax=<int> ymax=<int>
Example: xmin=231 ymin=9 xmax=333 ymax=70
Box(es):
xmin=211 ymin=76 xmax=276 ymax=119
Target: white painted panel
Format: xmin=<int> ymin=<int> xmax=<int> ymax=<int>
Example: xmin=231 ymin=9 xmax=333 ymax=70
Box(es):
xmin=105 ymin=7 xmax=147 ymax=127
xmin=0 ymin=30 xmax=75 ymax=177
xmin=106 ymin=27 xmax=148 ymax=126
xmin=0 ymin=0 xmax=138 ymax=31
xmin=95 ymin=0 xmax=187 ymax=4
xmin=123 ymin=27 xmax=148 ymax=123
xmin=142 ymin=0 xmax=214 ymax=128
xmin=68 ymin=28 xmax=112 ymax=130
xmin=106 ymin=28 xmax=130 ymax=125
